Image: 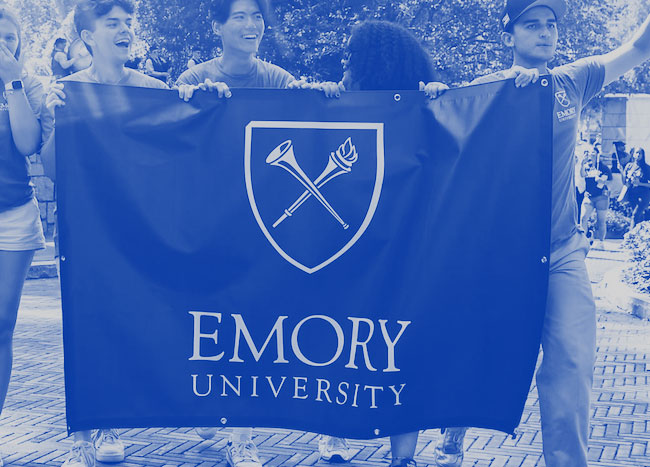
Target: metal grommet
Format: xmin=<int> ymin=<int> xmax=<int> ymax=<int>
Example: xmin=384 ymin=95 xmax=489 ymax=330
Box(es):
xmin=540 ymin=78 xmax=549 ymax=87
xmin=541 ymin=256 xmax=548 ymax=264
xmin=393 ymin=93 xmax=401 ymax=102
xmin=220 ymin=417 xmax=227 ymax=425
xmin=374 ymin=428 xmax=380 ymax=436
xmin=60 ymin=256 xmax=66 ymax=262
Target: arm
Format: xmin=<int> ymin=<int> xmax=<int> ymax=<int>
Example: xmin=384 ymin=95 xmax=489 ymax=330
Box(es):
xmin=145 ymin=58 xmax=170 ymax=79
xmin=54 ymin=51 xmax=77 ymax=70
xmin=40 ymin=82 xmax=65 ymax=181
xmin=0 ymin=45 xmax=41 ymax=155
xmin=601 ymin=15 xmax=650 ymax=86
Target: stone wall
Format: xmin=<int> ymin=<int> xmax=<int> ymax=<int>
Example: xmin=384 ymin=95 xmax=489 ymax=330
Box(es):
xmin=28 ymin=153 xmax=56 ymax=240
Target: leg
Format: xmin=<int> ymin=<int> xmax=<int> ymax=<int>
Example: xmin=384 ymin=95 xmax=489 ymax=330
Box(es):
xmin=536 ymin=233 xmax=595 ymax=467
xmin=389 ymin=431 xmax=418 ymax=466
xmin=594 ymin=208 xmax=607 ymax=241
xmin=0 ymin=249 xmax=35 ymax=412
xmin=579 ymin=198 xmax=594 ymax=237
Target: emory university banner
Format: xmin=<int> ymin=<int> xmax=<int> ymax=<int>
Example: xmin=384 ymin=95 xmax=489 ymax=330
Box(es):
xmin=57 ymin=81 xmax=552 ymax=437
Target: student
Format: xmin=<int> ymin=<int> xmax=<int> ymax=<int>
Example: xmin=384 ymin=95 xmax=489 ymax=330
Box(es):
xmin=51 ymin=38 xmax=77 ymax=79
xmin=176 ymin=0 xmax=294 ymax=101
xmin=144 ymin=45 xmax=171 ymax=84
xmin=41 ymin=1 xmax=167 ymax=466
xmin=580 ymin=151 xmax=611 ymax=249
xmin=0 ymin=5 xmax=46 ymax=466
xmin=318 ymin=20 xmax=447 ymax=467
xmin=177 ymin=2 xmax=331 ymax=467
xmin=187 ymin=48 xmax=203 ymax=69
xmin=421 ymin=0 xmax=650 ymax=465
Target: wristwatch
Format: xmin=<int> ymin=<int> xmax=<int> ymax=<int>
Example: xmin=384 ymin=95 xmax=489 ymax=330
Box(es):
xmin=3 ymin=79 xmax=23 ymax=97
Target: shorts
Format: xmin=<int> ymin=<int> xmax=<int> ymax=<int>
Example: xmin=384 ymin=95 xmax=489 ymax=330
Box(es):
xmin=0 ymin=198 xmax=46 ymax=251
xmin=584 ymin=194 xmax=609 ymax=211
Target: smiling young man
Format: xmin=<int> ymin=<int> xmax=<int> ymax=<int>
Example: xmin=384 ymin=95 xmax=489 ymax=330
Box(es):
xmin=425 ymin=1 xmax=650 ymax=466
xmin=40 ymin=1 xmax=167 ymax=466
xmin=176 ymin=2 xmax=299 ymax=467
xmin=176 ymin=0 xmax=294 ymax=100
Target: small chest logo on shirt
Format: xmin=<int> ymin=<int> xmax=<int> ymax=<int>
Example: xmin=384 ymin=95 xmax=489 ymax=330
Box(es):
xmin=555 ymin=89 xmax=577 ymax=122
xmin=555 ymin=90 xmax=571 ymax=107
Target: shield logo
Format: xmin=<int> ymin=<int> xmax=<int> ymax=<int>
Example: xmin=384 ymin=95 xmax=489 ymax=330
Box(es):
xmin=554 ymin=90 xmax=570 ymax=108
xmin=245 ymin=121 xmax=384 ymax=274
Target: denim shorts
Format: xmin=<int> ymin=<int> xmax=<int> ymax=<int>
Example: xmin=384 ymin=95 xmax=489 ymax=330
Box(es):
xmin=0 ymin=198 xmax=46 ymax=251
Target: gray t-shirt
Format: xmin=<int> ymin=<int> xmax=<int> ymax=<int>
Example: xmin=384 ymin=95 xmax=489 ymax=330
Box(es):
xmin=63 ymin=67 xmax=169 ymax=89
xmin=41 ymin=67 xmax=168 ymax=144
xmin=471 ymin=58 xmax=605 ymax=249
xmin=176 ymin=57 xmax=294 ymax=89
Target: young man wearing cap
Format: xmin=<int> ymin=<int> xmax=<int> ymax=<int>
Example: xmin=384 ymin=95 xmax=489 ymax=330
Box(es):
xmin=420 ymin=1 xmax=650 ymax=466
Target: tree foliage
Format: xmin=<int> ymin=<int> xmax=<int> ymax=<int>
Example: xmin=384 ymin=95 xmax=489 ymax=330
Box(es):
xmin=5 ymin=0 xmax=650 ymax=95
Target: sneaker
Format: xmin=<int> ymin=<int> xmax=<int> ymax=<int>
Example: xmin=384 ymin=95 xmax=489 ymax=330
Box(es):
xmin=196 ymin=427 xmax=218 ymax=440
xmin=226 ymin=440 xmax=262 ymax=467
xmin=592 ymin=239 xmax=605 ymax=250
xmin=93 ymin=429 xmax=124 ymax=463
xmin=318 ymin=435 xmax=354 ymax=462
xmin=390 ymin=458 xmax=416 ymax=467
xmin=62 ymin=441 xmax=95 ymax=467
xmin=432 ymin=427 xmax=467 ymax=467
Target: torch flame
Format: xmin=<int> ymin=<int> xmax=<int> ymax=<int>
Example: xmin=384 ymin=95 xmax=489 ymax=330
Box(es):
xmin=337 ymin=137 xmax=358 ymax=163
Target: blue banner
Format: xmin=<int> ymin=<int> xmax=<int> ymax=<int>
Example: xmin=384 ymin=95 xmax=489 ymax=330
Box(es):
xmin=57 ymin=81 xmax=552 ymax=437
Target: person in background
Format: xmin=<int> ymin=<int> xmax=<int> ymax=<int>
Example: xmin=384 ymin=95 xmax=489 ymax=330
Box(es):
xmin=611 ymin=140 xmax=631 ymax=173
xmin=51 ymin=38 xmax=78 ymax=79
xmin=581 ymin=151 xmax=611 ymax=249
xmin=145 ymin=45 xmax=171 ymax=84
xmin=67 ymin=38 xmax=92 ymax=74
xmin=187 ymin=48 xmax=203 ymax=69
xmin=41 ymin=1 xmax=168 ymax=466
xmin=624 ymin=147 xmax=650 ymax=227
xmin=0 ymin=5 xmax=46 ymax=466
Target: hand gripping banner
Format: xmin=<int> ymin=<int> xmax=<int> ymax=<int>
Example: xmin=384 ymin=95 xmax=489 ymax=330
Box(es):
xmin=56 ymin=81 xmax=552 ymax=437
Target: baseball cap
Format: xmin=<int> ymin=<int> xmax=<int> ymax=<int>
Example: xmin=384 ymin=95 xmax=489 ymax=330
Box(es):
xmin=502 ymin=0 xmax=567 ymax=30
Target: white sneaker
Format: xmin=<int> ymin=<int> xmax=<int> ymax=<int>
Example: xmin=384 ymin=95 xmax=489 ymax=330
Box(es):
xmin=318 ymin=435 xmax=353 ymax=462
xmin=93 ymin=429 xmax=124 ymax=463
xmin=226 ymin=440 xmax=262 ymax=467
xmin=62 ymin=441 xmax=95 ymax=467
xmin=196 ymin=427 xmax=219 ymax=440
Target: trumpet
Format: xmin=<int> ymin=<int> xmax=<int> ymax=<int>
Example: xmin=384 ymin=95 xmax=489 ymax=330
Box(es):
xmin=273 ymin=137 xmax=358 ymax=228
xmin=266 ymin=140 xmax=349 ymax=229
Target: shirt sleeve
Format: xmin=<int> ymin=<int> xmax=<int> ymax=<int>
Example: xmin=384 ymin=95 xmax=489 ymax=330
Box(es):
xmin=556 ymin=57 xmax=605 ymax=107
xmin=469 ymin=71 xmax=509 ymax=86
xmin=176 ymin=67 xmax=201 ymax=86
xmin=266 ymin=63 xmax=295 ymax=89
xmin=23 ymin=74 xmax=44 ymax=119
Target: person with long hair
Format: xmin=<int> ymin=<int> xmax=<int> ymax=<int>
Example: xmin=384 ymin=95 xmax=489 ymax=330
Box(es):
xmin=318 ymin=20 xmax=447 ymax=467
xmin=624 ymin=147 xmax=650 ymax=227
xmin=318 ymin=20 xmax=441 ymax=97
xmin=0 ymin=4 xmax=46 ymax=465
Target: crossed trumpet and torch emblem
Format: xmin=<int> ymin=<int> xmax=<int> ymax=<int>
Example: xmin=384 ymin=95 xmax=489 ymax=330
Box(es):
xmin=266 ymin=137 xmax=359 ymax=229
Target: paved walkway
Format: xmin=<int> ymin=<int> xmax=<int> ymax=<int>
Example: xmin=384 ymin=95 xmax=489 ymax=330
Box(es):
xmin=1 ymin=241 xmax=649 ymax=466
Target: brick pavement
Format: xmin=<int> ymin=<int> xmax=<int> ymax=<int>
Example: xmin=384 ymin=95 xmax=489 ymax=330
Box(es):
xmin=1 ymin=242 xmax=648 ymax=466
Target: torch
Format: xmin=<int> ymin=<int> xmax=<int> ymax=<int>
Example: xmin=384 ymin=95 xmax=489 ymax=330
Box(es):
xmin=272 ymin=137 xmax=358 ymax=228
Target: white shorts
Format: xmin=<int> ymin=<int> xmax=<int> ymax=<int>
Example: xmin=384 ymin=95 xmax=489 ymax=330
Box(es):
xmin=0 ymin=198 xmax=46 ymax=251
